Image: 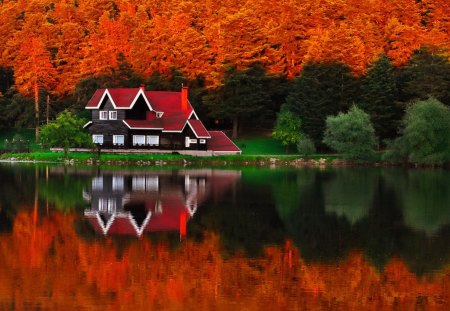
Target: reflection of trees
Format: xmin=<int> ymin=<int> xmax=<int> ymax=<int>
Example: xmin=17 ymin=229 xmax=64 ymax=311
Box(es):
xmin=190 ymin=178 xmax=285 ymax=257
xmin=323 ymin=169 xmax=376 ymax=224
xmin=2 ymin=210 xmax=450 ymax=310
xmin=271 ymin=168 xmax=450 ymax=274
xmin=39 ymin=175 xmax=90 ymax=211
xmin=0 ymin=164 xmax=38 ymax=232
xmin=355 ymin=177 xmax=405 ymax=270
xmin=385 ymin=169 xmax=450 ymax=235
xmin=273 ymin=170 xmax=354 ymax=263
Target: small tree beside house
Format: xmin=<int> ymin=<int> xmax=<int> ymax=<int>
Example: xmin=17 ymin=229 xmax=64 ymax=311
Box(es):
xmin=39 ymin=110 xmax=92 ymax=157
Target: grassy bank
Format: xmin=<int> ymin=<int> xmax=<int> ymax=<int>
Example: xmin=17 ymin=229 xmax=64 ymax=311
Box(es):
xmin=1 ymin=131 xmax=389 ymax=167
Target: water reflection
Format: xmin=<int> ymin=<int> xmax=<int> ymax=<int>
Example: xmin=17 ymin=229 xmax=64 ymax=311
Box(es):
xmin=271 ymin=168 xmax=450 ymax=274
xmin=2 ymin=164 xmax=450 ymax=309
xmin=83 ymin=170 xmax=241 ymax=237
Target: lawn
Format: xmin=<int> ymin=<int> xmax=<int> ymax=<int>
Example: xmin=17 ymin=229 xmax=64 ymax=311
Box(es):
xmin=233 ymin=137 xmax=290 ymax=155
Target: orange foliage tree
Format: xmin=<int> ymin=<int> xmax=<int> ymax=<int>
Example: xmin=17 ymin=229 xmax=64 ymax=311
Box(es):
xmin=0 ymin=0 xmax=448 ymax=99
xmin=13 ymin=38 xmax=56 ymax=141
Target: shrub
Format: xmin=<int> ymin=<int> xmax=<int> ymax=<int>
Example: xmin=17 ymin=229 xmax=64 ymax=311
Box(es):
xmin=323 ymin=106 xmax=377 ymax=160
xmin=384 ymin=98 xmax=450 ymax=164
xmin=272 ymin=106 xmax=302 ymax=151
xmin=297 ymin=136 xmax=316 ymax=158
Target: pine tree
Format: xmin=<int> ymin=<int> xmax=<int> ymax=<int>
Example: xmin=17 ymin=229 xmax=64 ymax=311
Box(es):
xmin=359 ymin=55 xmax=402 ymax=144
xmin=203 ymin=64 xmax=272 ymax=138
xmin=284 ymin=62 xmax=358 ymax=146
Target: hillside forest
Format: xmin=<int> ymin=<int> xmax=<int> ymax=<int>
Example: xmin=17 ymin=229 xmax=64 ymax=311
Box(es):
xmin=0 ymin=0 xmax=449 ymax=141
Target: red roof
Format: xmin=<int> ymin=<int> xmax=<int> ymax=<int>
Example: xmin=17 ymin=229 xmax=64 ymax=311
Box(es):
xmin=86 ymin=89 xmax=105 ymax=108
xmin=188 ymin=119 xmax=211 ymax=138
xmin=208 ymin=131 xmax=241 ymax=153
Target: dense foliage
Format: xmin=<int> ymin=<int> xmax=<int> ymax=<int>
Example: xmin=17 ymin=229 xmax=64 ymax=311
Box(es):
xmin=0 ymin=1 xmax=449 ymax=159
xmin=385 ymin=98 xmax=450 ymax=164
xmin=39 ymin=111 xmax=91 ymax=156
xmin=323 ymin=106 xmax=377 ymax=160
xmin=272 ymin=106 xmax=303 ymax=150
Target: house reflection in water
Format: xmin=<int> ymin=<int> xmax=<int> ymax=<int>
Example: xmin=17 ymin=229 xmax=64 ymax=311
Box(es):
xmin=83 ymin=170 xmax=240 ymax=237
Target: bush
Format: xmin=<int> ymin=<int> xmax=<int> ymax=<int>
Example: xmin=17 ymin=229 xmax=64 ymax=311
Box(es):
xmin=384 ymin=98 xmax=450 ymax=164
xmin=323 ymin=106 xmax=377 ymax=160
xmin=40 ymin=110 xmax=92 ymax=157
xmin=297 ymin=136 xmax=316 ymax=158
xmin=272 ymin=106 xmax=302 ymax=150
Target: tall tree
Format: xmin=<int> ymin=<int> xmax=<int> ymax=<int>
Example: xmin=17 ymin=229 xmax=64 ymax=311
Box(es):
xmin=397 ymin=49 xmax=450 ymax=106
xmin=203 ymin=64 xmax=272 ymax=138
xmin=359 ymin=55 xmax=402 ymax=144
xmin=284 ymin=62 xmax=358 ymax=146
xmin=13 ymin=38 xmax=56 ymax=141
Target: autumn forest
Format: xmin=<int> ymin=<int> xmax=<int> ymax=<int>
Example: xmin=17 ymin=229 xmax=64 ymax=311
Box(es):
xmin=0 ymin=0 xmax=449 ymax=138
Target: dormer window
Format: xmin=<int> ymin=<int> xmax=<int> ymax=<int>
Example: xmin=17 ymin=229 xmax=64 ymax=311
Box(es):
xmin=109 ymin=111 xmax=117 ymax=120
xmin=156 ymin=112 xmax=163 ymax=118
xmin=99 ymin=111 xmax=108 ymax=120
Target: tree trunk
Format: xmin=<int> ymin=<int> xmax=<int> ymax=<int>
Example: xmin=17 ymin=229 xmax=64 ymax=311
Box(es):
xmin=232 ymin=117 xmax=239 ymax=139
xmin=34 ymin=82 xmax=39 ymax=143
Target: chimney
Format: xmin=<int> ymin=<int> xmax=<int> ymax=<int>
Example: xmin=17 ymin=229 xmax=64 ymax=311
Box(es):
xmin=181 ymin=86 xmax=188 ymax=111
xmin=140 ymin=84 xmax=145 ymax=91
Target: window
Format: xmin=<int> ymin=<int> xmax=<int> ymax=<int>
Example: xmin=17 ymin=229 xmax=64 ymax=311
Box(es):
xmin=146 ymin=135 xmax=159 ymax=146
xmin=133 ymin=135 xmax=146 ymax=146
xmin=113 ymin=135 xmax=124 ymax=145
xmin=132 ymin=176 xmax=146 ymax=191
xmin=199 ymin=139 xmax=206 ymax=144
xmin=92 ymin=135 xmax=104 ymax=144
xmin=109 ymin=111 xmax=117 ymax=120
xmin=185 ymin=137 xmax=190 ymax=148
xmin=156 ymin=112 xmax=163 ymax=118
xmin=99 ymin=198 xmax=116 ymax=213
xmin=92 ymin=177 xmax=103 ymax=190
xmin=112 ymin=176 xmax=124 ymax=191
xmin=132 ymin=176 xmax=159 ymax=192
xmin=99 ymin=111 xmax=108 ymax=120
xmin=190 ymin=139 xmax=197 ymax=144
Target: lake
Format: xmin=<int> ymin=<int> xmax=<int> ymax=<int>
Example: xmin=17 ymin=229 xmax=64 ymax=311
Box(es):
xmin=1 ymin=163 xmax=450 ymax=310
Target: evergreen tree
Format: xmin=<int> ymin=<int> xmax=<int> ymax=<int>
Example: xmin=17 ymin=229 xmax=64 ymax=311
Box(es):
xmin=203 ymin=64 xmax=272 ymax=138
xmin=397 ymin=49 xmax=450 ymax=106
xmin=359 ymin=55 xmax=402 ymax=143
xmin=284 ymin=62 xmax=358 ymax=146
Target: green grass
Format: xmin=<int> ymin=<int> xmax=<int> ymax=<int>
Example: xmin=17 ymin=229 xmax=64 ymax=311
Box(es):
xmin=234 ymin=137 xmax=289 ymax=155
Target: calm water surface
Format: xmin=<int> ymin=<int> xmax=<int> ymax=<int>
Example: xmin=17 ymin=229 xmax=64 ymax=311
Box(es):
xmin=1 ymin=163 xmax=450 ymax=310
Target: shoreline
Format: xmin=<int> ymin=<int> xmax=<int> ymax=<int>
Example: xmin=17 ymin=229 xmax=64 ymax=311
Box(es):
xmin=1 ymin=152 xmax=447 ymax=169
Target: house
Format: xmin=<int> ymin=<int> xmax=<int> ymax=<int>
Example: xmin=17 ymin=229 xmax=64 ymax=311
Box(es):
xmin=83 ymin=86 xmax=241 ymax=155
xmin=83 ymin=169 xmax=241 ymax=237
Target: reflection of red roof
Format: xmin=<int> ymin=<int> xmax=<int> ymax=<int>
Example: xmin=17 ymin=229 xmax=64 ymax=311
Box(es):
xmin=85 ymin=197 xmax=190 ymax=236
xmin=147 ymin=199 xmax=188 ymax=232
xmin=208 ymin=131 xmax=241 ymax=153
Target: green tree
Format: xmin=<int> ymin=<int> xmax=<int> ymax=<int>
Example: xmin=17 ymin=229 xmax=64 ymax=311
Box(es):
xmin=323 ymin=106 xmax=377 ymax=160
xmin=359 ymin=55 xmax=402 ymax=143
xmin=386 ymin=98 xmax=450 ymax=164
xmin=284 ymin=62 xmax=358 ymax=146
xmin=272 ymin=106 xmax=302 ymax=151
xmin=397 ymin=49 xmax=450 ymax=106
xmin=39 ymin=110 xmax=92 ymax=157
xmin=297 ymin=136 xmax=316 ymax=158
xmin=203 ymin=64 xmax=272 ymax=138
